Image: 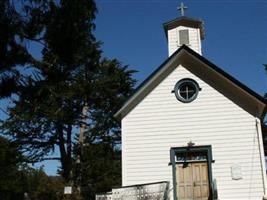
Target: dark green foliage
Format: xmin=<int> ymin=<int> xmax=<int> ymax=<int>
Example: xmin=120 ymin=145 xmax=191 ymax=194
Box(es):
xmin=16 ymin=168 xmax=65 ymax=200
xmin=44 ymin=0 xmax=98 ymax=66
xmin=0 ymin=136 xmax=65 ymax=200
xmin=82 ymin=59 xmax=136 ymax=145
xmin=0 ymin=0 xmax=48 ymax=98
xmin=0 ymin=0 xmax=136 ymax=193
xmin=0 ymin=136 xmax=24 ymax=199
xmin=74 ymin=143 xmax=122 ymax=200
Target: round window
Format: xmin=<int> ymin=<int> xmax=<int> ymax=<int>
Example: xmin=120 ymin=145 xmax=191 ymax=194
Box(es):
xmin=174 ymin=79 xmax=200 ymax=103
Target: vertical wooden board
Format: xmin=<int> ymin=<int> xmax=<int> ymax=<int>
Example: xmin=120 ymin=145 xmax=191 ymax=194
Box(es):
xmin=179 ymin=166 xmax=185 ymax=183
xmin=179 ymin=186 xmax=186 ymax=199
xmin=192 ymin=163 xmax=209 ymax=200
xmin=194 ymin=164 xmax=201 ymax=183
xmin=178 ymin=165 xmax=185 ymax=199
xmin=185 ymin=164 xmax=193 ymax=199
xmin=177 ymin=164 xmax=194 ymax=200
xmin=193 ymin=164 xmax=202 ymax=200
xmin=201 ymin=163 xmax=208 ymax=182
xmin=177 ymin=162 xmax=211 ymax=200
xmin=201 ymin=163 xmax=209 ymax=199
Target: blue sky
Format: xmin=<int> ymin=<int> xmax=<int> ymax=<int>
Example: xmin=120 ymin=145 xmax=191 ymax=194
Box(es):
xmin=4 ymin=0 xmax=267 ymax=175
xmin=95 ymin=0 xmax=267 ymax=94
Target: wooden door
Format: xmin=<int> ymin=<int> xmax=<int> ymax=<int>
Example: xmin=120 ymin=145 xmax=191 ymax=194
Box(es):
xmin=192 ymin=163 xmax=209 ymax=200
xmin=176 ymin=163 xmax=209 ymax=200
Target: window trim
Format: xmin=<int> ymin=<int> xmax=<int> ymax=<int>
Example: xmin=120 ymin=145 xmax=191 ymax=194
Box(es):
xmin=179 ymin=29 xmax=190 ymax=45
xmin=174 ymin=78 xmax=200 ymax=103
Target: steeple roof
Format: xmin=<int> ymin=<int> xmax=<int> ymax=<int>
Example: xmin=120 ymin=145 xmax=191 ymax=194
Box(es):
xmin=163 ymin=16 xmax=205 ymax=40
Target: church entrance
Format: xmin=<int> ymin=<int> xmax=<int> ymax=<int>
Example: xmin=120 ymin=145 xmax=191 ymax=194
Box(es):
xmin=176 ymin=162 xmax=209 ymax=200
xmin=170 ymin=146 xmax=213 ymax=200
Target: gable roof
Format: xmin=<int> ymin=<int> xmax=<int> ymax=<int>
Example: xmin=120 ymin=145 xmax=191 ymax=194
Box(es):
xmin=114 ymin=45 xmax=267 ymax=120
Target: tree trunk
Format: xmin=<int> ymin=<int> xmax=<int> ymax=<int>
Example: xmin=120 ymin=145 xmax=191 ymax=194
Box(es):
xmin=57 ymin=123 xmax=72 ymax=182
xmin=67 ymin=124 xmax=72 ymax=162
xmin=77 ymin=104 xmax=88 ymax=193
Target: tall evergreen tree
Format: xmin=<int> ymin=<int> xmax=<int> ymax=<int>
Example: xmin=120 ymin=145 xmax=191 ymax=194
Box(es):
xmin=0 ymin=0 xmax=136 ymax=186
xmin=0 ymin=0 xmax=49 ymax=97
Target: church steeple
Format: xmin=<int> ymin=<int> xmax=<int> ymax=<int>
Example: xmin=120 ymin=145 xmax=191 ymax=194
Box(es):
xmin=163 ymin=3 xmax=204 ymax=56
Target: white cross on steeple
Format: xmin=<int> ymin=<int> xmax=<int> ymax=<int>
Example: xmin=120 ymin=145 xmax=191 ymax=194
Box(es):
xmin=177 ymin=2 xmax=188 ymax=16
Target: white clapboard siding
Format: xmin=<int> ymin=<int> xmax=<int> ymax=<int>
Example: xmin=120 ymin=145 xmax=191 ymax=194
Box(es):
xmin=168 ymin=26 xmax=202 ymax=56
xmin=121 ymin=64 xmax=264 ymax=200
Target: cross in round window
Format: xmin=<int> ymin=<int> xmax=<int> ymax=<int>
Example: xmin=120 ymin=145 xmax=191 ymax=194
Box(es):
xmin=174 ymin=79 xmax=200 ymax=103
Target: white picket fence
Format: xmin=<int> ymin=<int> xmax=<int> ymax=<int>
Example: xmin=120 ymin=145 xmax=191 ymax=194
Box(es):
xmin=96 ymin=181 xmax=169 ymax=200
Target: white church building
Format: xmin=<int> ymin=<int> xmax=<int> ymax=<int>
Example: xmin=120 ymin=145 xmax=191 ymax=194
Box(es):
xmin=113 ymin=5 xmax=267 ymax=200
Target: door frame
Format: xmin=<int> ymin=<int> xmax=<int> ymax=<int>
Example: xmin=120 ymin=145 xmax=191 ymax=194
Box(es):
xmin=170 ymin=145 xmax=213 ymax=200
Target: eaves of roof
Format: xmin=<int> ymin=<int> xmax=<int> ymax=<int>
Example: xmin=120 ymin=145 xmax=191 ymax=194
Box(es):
xmin=115 ymin=45 xmax=267 ymax=120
